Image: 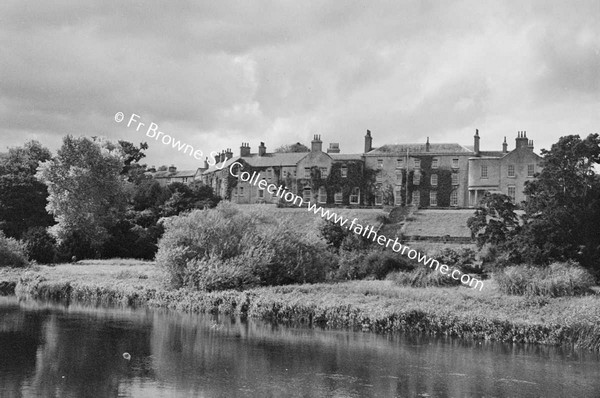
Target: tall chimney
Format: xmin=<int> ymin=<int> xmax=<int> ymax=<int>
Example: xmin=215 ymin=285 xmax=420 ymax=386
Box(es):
xmin=225 ymin=148 xmax=233 ymax=159
xmin=364 ymin=130 xmax=373 ymax=153
xmin=219 ymin=150 xmax=226 ymax=163
xmin=168 ymin=164 xmax=177 ymax=173
xmin=515 ymin=131 xmax=529 ymax=150
xmin=258 ymin=142 xmax=266 ymax=156
xmin=425 ymin=137 xmax=430 ymax=152
xmin=327 ymin=143 xmax=340 ymax=153
xmin=311 ymin=134 xmax=323 ymax=152
xmin=502 ymin=136 xmax=508 ymax=153
xmin=201 ymin=158 xmax=209 ymax=170
xmin=528 ymin=139 xmax=534 ymax=150
xmin=474 ymin=129 xmax=480 ymax=156
xmin=240 ymin=142 xmax=251 ymax=157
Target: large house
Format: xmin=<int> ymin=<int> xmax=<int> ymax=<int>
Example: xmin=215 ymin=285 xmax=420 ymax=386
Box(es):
xmin=169 ymin=129 xmax=542 ymax=208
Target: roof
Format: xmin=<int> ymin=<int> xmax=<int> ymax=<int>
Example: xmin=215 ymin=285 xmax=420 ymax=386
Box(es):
xmin=203 ymin=152 xmax=310 ymax=174
xmin=478 ymin=151 xmax=506 ymax=157
xmin=330 ymin=153 xmax=363 ymax=161
xmin=366 ymin=143 xmax=473 ymax=156
xmin=173 ymin=170 xmax=197 ymax=178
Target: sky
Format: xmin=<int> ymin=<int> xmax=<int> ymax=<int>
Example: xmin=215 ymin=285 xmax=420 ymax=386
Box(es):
xmin=1 ymin=0 xmax=599 ymax=169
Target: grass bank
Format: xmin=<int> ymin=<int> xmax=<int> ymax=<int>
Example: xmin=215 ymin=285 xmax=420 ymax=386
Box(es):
xmin=3 ymin=260 xmax=600 ymax=351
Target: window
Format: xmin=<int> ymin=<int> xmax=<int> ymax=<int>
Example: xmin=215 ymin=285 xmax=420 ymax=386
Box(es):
xmin=377 ymin=159 xmax=383 ymax=168
xmin=527 ymin=164 xmax=535 ymax=177
xmin=396 ymin=158 xmax=404 ymax=168
xmin=267 ymin=169 xmax=272 ymax=179
xmin=318 ymin=187 xmax=327 ymax=203
xmin=413 ymin=171 xmax=420 ymax=185
xmin=451 ymin=173 xmax=459 ymax=185
xmin=430 ymin=191 xmax=437 ymax=206
xmin=413 ymin=158 xmax=421 ymax=169
xmin=239 ymin=186 xmax=244 ymax=195
xmin=376 ymin=172 xmax=383 ymax=182
xmin=396 ymin=171 xmax=403 ymax=184
xmin=450 ymin=190 xmax=458 ymax=207
xmin=349 ymin=187 xmax=360 ymax=204
xmin=395 ymin=189 xmax=403 ymax=205
xmin=430 ymin=174 xmax=438 ymax=186
xmin=258 ymin=189 xmax=264 ymax=198
xmin=341 ymin=167 xmax=347 ymax=178
xmin=432 ymin=158 xmax=439 ymax=169
xmin=508 ymin=185 xmax=516 ymax=202
xmin=508 ymin=164 xmax=515 ymax=177
xmin=452 ymin=158 xmax=459 ymax=169
xmin=334 ymin=190 xmax=342 ymax=204
xmin=481 ymin=165 xmax=488 ymax=178
xmin=412 ymin=190 xmax=420 ymax=206
xmin=320 ymin=167 xmax=328 ymax=178
xmin=304 ymin=167 xmax=311 ymax=178
xmin=375 ymin=191 xmax=383 ymax=205
xmin=303 ymin=187 xmax=312 ymax=201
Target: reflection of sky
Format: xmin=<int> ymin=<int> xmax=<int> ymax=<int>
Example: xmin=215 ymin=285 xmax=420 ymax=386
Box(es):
xmin=1 ymin=297 xmax=599 ymax=397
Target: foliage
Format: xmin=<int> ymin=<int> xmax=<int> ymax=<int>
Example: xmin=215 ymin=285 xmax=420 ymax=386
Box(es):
xmin=0 ymin=231 xmax=29 ymax=267
xmin=389 ymin=267 xmax=462 ymax=288
xmin=160 ymin=182 xmax=221 ymax=217
xmin=435 ymin=247 xmax=481 ymax=274
xmin=467 ymin=193 xmax=520 ymax=248
xmin=335 ymin=249 xmax=414 ymax=280
xmin=0 ymin=141 xmax=54 ymax=239
xmin=274 ymin=142 xmax=310 ymax=153
xmin=156 ymin=202 xmax=332 ymax=290
xmin=36 ymin=136 xmax=127 ymax=256
xmin=495 ymin=262 xmax=594 ymax=297
xmin=22 ymin=227 xmax=57 ymax=264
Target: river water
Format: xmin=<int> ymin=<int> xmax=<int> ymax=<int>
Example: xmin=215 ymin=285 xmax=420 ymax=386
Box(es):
xmin=1 ymin=296 xmax=599 ymax=398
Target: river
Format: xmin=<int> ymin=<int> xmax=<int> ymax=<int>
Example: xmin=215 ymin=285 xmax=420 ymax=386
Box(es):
xmin=1 ymin=296 xmax=599 ymax=397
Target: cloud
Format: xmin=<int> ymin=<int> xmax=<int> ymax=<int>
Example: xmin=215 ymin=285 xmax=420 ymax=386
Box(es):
xmin=0 ymin=0 xmax=598 ymax=168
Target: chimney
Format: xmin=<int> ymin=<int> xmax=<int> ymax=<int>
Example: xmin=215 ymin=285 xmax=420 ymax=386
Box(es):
xmin=528 ymin=139 xmax=534 ymax=150
xmin=225 ymin=148 xmax=233 ymax=160
xmin=240 ymin=142 xmax=251 ymax=157
xmin=258 ymin=142 xmax=266 ymax=156
xmin=425 ymin=137 xmax=430 ymax=152
xmin=219 ymin=150 xmax=226 ymax=163
xmin=201 ymin=158 xmax=209 ymax=170
xmin=364 ymin=130 xmax=373 ymax=153
xmin=502 ymin=137 xmax=508 ymax=153
xmin=214 ymin=152 xmax=220 ymax=165
xmin=147 ymin=165 xmax=156 ymax=173
xmin=168 ymin=165 xmax=177 ymax=173
xmin=311 ymin=134 xmax=323 ymax=152
xmin=327 ymin=143 xmax=340 ymax=153
xmin=474 ymin=129 xmax=480 ymax=156
xmin=515 ymin=131 xmax=529 ymax=150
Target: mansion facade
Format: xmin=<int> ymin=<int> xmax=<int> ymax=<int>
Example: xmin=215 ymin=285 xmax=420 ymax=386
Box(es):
xmin=180 ymin=129 xmax=541 ymax=208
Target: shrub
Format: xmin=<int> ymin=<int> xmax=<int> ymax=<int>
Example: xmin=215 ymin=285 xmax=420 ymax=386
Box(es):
xmin=334 ymin=250 xmax=414 ymax=280
xmin=495 ymin=261 xmax=594 ymax=297
xmin=55 ymin=231 xmax=97 ymax=262
xmin=22 ymin=227 xmax=56 ymax=264
xmin=156 ymin=202 xmax=332 ymax=290
xmin=389 ymin=267 xmax=462 ymax=288
xmin=435 ymin=247 xmax=482 ymax=274
xmin=0 ymin=231 xmax=29 ymax=267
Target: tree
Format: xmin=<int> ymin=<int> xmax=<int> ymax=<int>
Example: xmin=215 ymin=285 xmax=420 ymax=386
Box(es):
xmin=36 ymin=136 xmax=127 ymax=255
xmin=118 ymin=140 xmax=149 ymax=183
xmin=519 ymin=134 xmax=600 ymax=268
xmin=467 ymin=193 xmax=520 ymax=248
xmin=0 ymin=141 xmax=54 ymax=238
xmin=274 ymin=142 xmax=310 ymax=153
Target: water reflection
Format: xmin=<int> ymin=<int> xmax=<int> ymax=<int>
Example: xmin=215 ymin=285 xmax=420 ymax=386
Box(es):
xmin=0 ymin=296 xmax=598 ymax=397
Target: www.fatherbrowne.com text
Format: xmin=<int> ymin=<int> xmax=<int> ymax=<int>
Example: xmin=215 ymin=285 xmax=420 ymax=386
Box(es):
xmin=229 ymin=162 xmax=484 ymax=291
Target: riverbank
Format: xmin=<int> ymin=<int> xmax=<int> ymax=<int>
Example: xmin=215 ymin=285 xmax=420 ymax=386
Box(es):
xmin=2 ymin=260 xmax=600 ymax=351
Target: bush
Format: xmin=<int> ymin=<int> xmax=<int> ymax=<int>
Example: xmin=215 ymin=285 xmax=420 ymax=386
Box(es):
xmin=0 ymin=231 xmax=29 ymax=267
xmin=435 ymin=247 xmax=482 ymax=274
xmin=495 ymin=261 xmax=594 ymax=297
xmin=55 ymin=231 xmax=97 ymax=262
xmin=22 ymin=227 xmax=56 ymax=264
xmin=334 ymin=250 xmax=414 ymax=280
xmin=156 ymin=202 xmax=333 ymax=290
xmin=389 ymin=267 xmax=462 ymax=288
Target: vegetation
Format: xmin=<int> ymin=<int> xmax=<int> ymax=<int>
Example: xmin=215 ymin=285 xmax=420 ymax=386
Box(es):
xmin=0 ymin=231 xmax=29 ymax=267
xmin=274 ymin=142 xmax=310 ymax=153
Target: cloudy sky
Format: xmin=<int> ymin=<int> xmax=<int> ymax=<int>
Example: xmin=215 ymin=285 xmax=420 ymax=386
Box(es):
xmin=1 ymin=0 xmax=598 ymax=169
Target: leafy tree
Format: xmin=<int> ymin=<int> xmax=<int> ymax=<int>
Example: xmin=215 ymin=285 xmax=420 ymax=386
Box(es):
xmin=118 ymin=140 xmax=149 ymax=183
xmin=36 ymin=136 xmax=127 ymax=256
xmin=274 ymin=142 xmax=310 ymax=153
xmin=0 ymin=141 xmax=54 ymax=238
xmin=160 ymin=181 xmax=221 ymax=217
xmin=467 ymin=193 xmax=520 ymax=248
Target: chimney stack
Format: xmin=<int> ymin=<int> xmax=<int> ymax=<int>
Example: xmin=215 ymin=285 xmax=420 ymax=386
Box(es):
xmin=425 ymin=137 xmax=430 ymax=152
xmin=327 ymin=143 xmax=340 ymax=153
xmin=364 ymin=130 xmax=373 ymax=153
xmin=225 ymin=148 xmax=233 ymax=160
xmin=528 ymin=140 xmax=534 ymax=150
xmin=474 ymin=129 xmax=480 ymax=156
xmin=502 ymin=136 xmax=508 ymax=153
xmin=148 ymin=165 xmax=156 ymax=173
xmin=219 ymin=150 xmax=226 ymax=163
xmin=516 ymin=131 xmax=529 ymax=150
xmin=240 ymin=142 xmax=251 ymax=157
xmin=168 ymin=165 xmax=177 ymax=173
xmin=258 ymin=142 xmax=266 ymax=156
xmin=201 ymin=158 xmax=209 ymax=170
xmin=311 ymin=134 xmax=323 ymax=152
